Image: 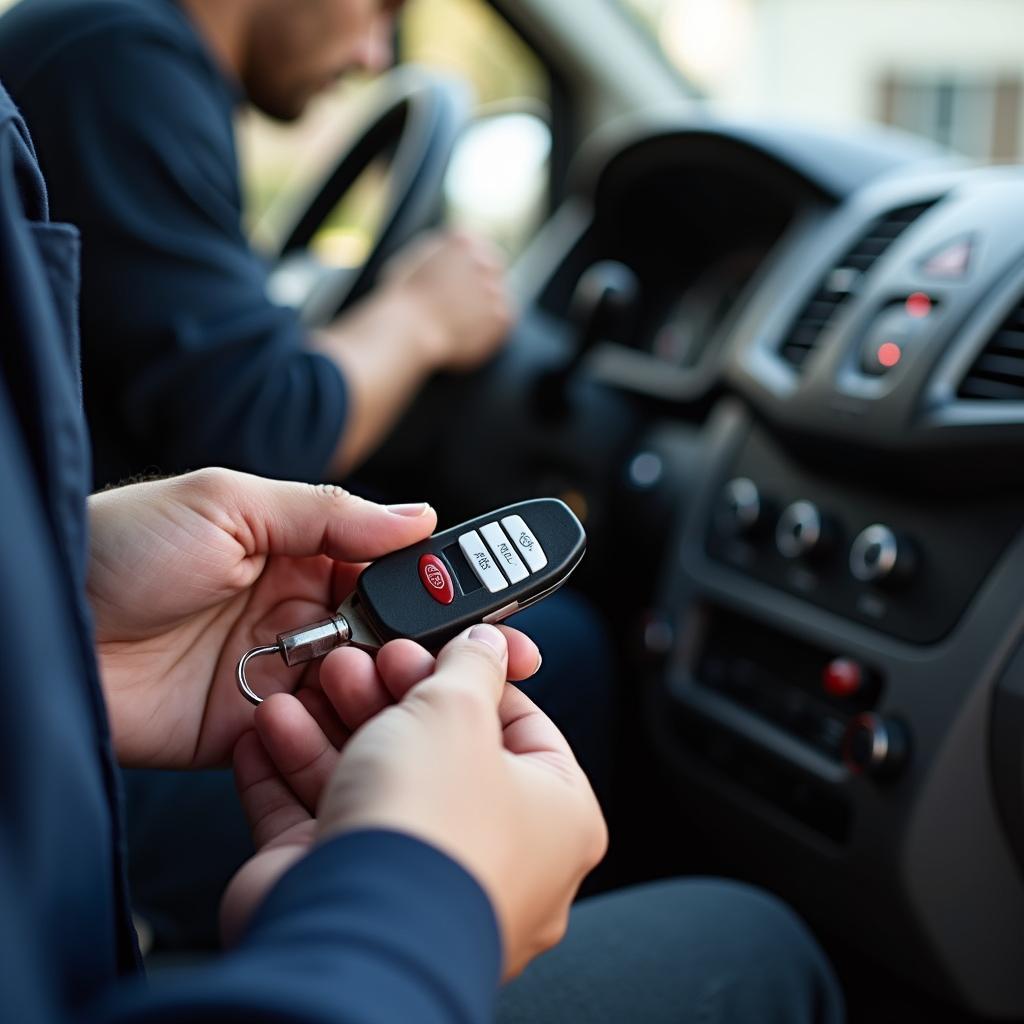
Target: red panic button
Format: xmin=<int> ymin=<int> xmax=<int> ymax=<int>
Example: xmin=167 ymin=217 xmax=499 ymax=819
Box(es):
xmin=418 ymin=554 xmax=454 ymax=605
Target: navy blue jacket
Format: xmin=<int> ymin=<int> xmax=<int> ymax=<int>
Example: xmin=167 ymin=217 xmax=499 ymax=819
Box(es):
xmin=0 ymin=87 xmax=501 ymax=1023
xmin=0 ymin=0 xmax=349 ymax=488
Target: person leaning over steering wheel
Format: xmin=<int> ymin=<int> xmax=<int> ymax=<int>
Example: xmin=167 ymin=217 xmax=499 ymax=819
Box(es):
xmin=0 ymin=0 xmax=627 ymax=959
xmin=0 ymin=0 xmax=509 ymax=488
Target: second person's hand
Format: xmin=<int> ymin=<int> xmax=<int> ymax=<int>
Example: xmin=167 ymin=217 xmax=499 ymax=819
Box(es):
xmin=381 ymin=228 xmax=514 ymax=372
xmin=226 ymin=626 xmax=606 ymax=977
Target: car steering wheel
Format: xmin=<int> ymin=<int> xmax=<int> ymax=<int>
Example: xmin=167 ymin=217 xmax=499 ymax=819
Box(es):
xmin=264 ymin=66 xmax=472 ymax=328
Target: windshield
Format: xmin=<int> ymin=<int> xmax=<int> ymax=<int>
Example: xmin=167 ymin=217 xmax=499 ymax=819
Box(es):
xmin=620 ymin=0 xmax=1024 ymax=165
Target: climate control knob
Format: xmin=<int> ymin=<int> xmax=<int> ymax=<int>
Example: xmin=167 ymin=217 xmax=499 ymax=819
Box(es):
xmin=717 ymin=477 xmax=763 ymax=537
xmin=776 ymin=500 xmax=830 ymax=560
xmin=849 ymin=524 xmax=916 ymax=587
xmin=842 ymin=713 xmax=910 ymax=780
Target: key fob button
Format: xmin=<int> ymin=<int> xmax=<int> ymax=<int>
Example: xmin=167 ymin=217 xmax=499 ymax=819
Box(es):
xmin=458 ymin=530 xmax=510 ymax=593
xmin=500 ymin=515 xmax=548 ymax=572
xmin=418 ymin=554 xmax=455 ymax=605
xmin=480 ymin=522 xmax=529 ymax=583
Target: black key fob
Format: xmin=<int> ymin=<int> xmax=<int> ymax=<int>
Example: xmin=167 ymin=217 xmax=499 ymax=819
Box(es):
xmin=237 ymin=498 xmax=586 ymax=704
xmin=354 ymin=497 xmax=586 ymax=650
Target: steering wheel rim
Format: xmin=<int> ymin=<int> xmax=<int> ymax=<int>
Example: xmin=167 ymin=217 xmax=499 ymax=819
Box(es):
xmin=265 ymin=66 xmax=472 ymax=327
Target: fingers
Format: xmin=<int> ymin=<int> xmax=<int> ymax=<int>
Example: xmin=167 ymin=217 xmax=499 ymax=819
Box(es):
xmin=424 ymin=625 xmax=510 ymax=709
xmin=371 ymin=627 xmax=539 ymax=697
xmin=497 ymin=684 xmax=576 ymax=763
xmin=253 ymin=694 xmax=339 ymax=812
xmin=320 ymin=646 xmax=396 ymax=729
xmin=318 ymin=625 xmax=542 ymax=732
xmin=232 ymin=730 xmax=312 ymax=850
xmin=187 ymin=469 xmax=437 ymax=562
xmin=497 ymin=626 xmax=542 ymax=682
xmin=374 ymin=640 xmax=437 ymax=700
xmin=295 ymin=686 xmax=350 ymax=749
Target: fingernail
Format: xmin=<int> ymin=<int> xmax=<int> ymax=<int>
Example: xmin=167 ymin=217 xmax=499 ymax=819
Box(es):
xmin=387 ymin=502 xmax=431 ymax=517
xmin=469 ymin=624 xmax=507 ymax=656
xmin=534 ymin=651 xmax=543 ymax=675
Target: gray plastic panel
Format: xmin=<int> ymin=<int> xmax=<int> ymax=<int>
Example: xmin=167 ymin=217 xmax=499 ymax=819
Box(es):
xmin=651 ymin=400 xmax=1024 ymax=1017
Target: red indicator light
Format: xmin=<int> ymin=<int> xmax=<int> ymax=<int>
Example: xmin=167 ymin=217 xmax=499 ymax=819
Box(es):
xmin=905 ymin=292 xmax=932 ymax=319
xmin=877 ymin=341 xmax=902 ymax=368
xmin=823 ymin=658 xmax=863 ymax=699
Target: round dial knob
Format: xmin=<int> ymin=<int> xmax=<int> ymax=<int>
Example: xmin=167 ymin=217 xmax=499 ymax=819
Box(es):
xmin=718 ymin=477 xmax=762 ymax=537
xmin=849 ymin=524 xmax=916 ymax=587
xmin=776 ymin=500 xmax=829 ymax=560
xmin=842 ymin=713 xmax=910 ymax=780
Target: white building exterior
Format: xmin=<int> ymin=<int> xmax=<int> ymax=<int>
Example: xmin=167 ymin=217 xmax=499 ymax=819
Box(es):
xmin=636 ymin=0 xmax=1024 ymax=162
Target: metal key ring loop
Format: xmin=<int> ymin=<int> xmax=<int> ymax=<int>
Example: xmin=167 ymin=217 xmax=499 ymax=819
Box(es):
xmin=236 ymin=646 xmax=281 ymax=706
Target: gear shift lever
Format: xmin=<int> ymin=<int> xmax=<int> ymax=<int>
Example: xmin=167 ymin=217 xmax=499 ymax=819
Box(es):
xmin=536 ymin=260 xmax=639 ymax=419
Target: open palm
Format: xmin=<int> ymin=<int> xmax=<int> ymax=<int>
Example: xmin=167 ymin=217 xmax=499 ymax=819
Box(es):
xmin=87 ymin=470 xmax=438 ymax=768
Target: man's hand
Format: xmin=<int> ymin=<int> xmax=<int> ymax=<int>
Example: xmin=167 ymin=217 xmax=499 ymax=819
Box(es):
xmin=381 ymin=229 xmax=513 ymax=372
xmin=224 ymin=626 xmax=606 ymax=979
xmin=88 ymin=468 xmax=542 ymax=768
xmin=315 ymin=228 xmax=514 ymax=476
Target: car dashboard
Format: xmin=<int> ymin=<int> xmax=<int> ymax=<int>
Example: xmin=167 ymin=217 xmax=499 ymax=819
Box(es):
xmin=563 ymin=121 xmax=1024 ymax=1021
xmin=371 ymin=111 xmax=1024 ymax=1020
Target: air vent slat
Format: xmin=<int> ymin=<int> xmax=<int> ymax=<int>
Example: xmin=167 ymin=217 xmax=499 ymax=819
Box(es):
xmin=959 ymin=295 xmax=1024 ymax=401
xmin=855 ymin=238 xmax=893 ymax=257
xmin=803 ymin=300 xmax=843 ymax=323
xmin=959 ymin=377 xmax=1024 ymax=401
xmin=973 ymin=353 xmax=1024 ymax=381
xmin=778 ymin=201 xmax=935 ymax=372
xmin=988 ymin=330 xmax=1024 ymax=355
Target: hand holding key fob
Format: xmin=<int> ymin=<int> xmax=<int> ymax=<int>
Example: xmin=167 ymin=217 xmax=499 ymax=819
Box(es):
xmin=237 ymin=498 xmax=586 ymax=704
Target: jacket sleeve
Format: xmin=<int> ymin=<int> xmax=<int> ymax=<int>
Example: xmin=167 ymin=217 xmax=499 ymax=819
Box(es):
xmin=20 ymin=16 xmax=348 ymax=482
xmin=90 ymin=831 xmax=503 ymax=1024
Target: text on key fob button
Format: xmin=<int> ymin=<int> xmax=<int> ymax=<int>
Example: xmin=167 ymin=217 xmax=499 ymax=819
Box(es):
xmin=458 ymin=530 xmax=509 ymax=593
xmin=417 ymin=554 xmax=454 ymax=605
xmin=480 ymin=522 xmax=529 ymax=583
xmin=500 ymin=515 xmax=548 ymax=572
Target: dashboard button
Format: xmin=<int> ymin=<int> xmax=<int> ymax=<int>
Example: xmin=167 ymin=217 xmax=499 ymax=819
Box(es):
xmin=822 ymin=658 xmax=864 ymax=699
xmin=858 ymin=300 xmax=935 ymax=376
xmin=842 ymin=713 xmax=910 ymax=780
xmin=776 ymin=501 xmax=829 ymax=560
xmin=480 ymin=522 xmax=529 ymax=583
xmin=717 ymin=477 xmax=763 ymax=537
xmin=850 ymin=524 xmax=916 ymax=587
xmin=458 ymin=530 xmax=509 ymax=593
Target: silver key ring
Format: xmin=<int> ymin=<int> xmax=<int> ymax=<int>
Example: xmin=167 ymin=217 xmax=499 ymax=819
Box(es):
xmin=236 ymin=645 xmax=281 ymax=706
xmin=236 ymin=605 xmax=375 ymax=707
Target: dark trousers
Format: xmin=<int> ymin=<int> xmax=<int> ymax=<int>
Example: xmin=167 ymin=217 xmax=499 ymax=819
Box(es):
xmin=498 ymin=879 xmax=844 ymax=1024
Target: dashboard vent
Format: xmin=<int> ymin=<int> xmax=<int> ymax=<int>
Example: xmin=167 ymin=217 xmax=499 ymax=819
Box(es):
xmin=958 ymin=299 xmax=1024 ymax=400
xmin=779 ymin=201 xmax=935 ymax=370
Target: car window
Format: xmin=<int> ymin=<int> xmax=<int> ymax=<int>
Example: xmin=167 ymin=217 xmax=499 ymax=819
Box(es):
xmin=620 ymin=0 xmax=1024 ymax=164
xmin=401 ymin=0 xmax=553 ymax=256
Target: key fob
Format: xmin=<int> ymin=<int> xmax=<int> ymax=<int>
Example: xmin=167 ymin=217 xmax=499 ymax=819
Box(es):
xmin=354 ymin=498 xmax=586 ymax=651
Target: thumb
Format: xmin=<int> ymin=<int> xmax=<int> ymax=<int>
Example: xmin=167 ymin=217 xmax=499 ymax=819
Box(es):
xmin=419 ymin=625 xmax=510 ymax=710
xmin=187 ymin=470 xmax=438 ymax=562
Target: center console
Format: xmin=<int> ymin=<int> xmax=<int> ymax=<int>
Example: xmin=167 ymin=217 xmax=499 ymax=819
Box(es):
xmin=649 ymin=402 xmax=1024 ymax=1020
